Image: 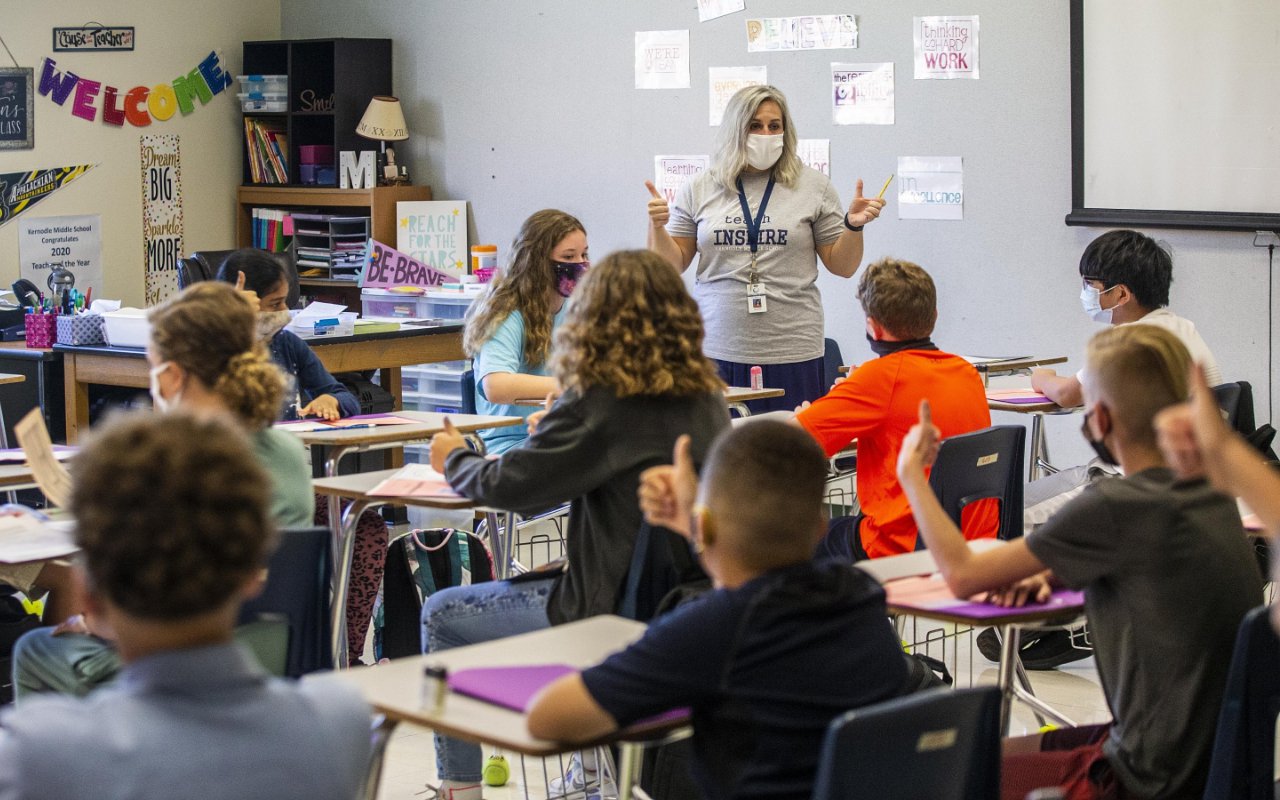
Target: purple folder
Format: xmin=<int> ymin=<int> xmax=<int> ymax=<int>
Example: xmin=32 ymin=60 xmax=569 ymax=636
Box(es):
xmin=930 ymin=590 xmax=1086 ymax=619
xmin=448 ymin=664 xmax=576 ymax=712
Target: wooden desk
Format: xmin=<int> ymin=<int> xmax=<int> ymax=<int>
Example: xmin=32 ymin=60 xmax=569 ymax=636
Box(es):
xmin=986 ymin=389 xmax=1081 ymax=481
xmin=838 ymin=355 xmax=1069 ymax=385
xmin=54 ymin=324 xmax=464 ymax=442
xmin=724 ymin=385 xmax=784 ymax=417
xmin=333 ymin=615 xmax=688 ymax=800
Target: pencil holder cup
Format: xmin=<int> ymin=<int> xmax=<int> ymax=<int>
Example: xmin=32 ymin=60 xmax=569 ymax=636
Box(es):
xmin=56 ymin=313 xmax=106 ymax=346
xmin=24 ymin=314 xmax=57 ymax=348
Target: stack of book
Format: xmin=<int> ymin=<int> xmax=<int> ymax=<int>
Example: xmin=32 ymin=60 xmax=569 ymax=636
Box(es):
xmin=291 ymin=213 xmax=371 ymax=281
xmin=244 ymin=118 xmax=288 ymax=183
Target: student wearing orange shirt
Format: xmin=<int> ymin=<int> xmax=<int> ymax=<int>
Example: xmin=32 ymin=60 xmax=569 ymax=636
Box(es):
xmin=794 ymin=258 xmax=996 ymax=559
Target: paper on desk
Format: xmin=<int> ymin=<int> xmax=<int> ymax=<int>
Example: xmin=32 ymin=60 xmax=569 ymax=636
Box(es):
xmin=985 ymin=388 xmax=1052 ymax=404
xmin=14 ymin=409 xmax=71 ymax=508
xmin=288 ymin=301 xmax=347 ymax=331
xmin=0 ymin=517 xmax=77 ymax=564
xmin=274 ymin=414 xmax=417 ymax=432
xmin=0 ymin=446 xmax=76 ymax=464
xmin=963 ymin=355 xmax=1031 ymax=366
xmin=368 ymin=464 xmax=461 ymax=498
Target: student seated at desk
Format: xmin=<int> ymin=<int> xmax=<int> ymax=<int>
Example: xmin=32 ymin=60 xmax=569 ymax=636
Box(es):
xmin=0 ymin=411 xmax=370 ymax=800
xmin=463 ymin=209 xmax=588 ymax=454
xmin=792 ymin=258 xmax=996 ymax=559
xmin=425 ymin=249 xmax=730 ymax=800
xmin=528 ymin=421 xmax=909 ymax=800
xmin=1031 ymin=229 xmax=1222 ymax=408
xmin=896 ymin=324 xmax=1261 ymax=800
xmin=12 ymin=282 xmax=313 ymax=699
xmin=218 ymin=248 xmax=386 ymax=664
xmin=216 ymin=248 xmax=360 ymax=421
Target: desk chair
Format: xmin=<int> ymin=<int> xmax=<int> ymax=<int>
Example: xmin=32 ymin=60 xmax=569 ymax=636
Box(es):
xmin=176 ymin=249 xmax=301 ymax=309
xmin=921 ymin=424 xmax=1026 ymax=548
xmin=237 ymin=526 xmax=333 ymax=677
xmin=460 ymin=369 xmax=477 ymax=415
xmin=812 ymin=686 xmax=1001 ymax=800
xmin=1202 ymin=605 xmax=1280 ymax=800
xmin=1213 ymin=381 xmax=1277 ymax=459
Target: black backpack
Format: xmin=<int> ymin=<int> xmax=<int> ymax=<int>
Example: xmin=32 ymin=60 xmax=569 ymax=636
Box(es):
xmin=0 ymin=589 xmax=42 ymax=704
xmin=374 ymin=529 xmax=494 ymax=660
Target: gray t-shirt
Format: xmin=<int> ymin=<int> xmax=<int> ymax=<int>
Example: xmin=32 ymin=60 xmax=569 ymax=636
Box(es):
xmin=1026 ymin=468 xmax=1262 ymax=800
xmin=668 ymin=167 xmax=845 ymax=364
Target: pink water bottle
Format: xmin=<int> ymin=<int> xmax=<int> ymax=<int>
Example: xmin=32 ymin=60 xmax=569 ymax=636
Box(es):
xmin=749 ymin=365 xmax=763 ymax=390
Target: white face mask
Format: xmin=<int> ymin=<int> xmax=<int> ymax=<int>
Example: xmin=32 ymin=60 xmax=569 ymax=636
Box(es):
xmin=256 ymin=309 xmax=292 ymax=342
xmin=1079 ymin=284 xmax=1118 ymax=324
xmin=149 ymin=362 xmax=181 ymax=413
xmin=745 ymin=134 xmax=784 ymax=171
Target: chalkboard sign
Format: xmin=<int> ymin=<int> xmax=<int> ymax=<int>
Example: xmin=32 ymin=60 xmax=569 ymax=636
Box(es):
xmin=0 ymin=69 xmax=33 ymax=150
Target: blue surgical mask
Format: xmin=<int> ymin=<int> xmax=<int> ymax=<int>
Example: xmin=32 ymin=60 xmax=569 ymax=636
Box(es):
xmin=1079 ymin=283 xmax=1118 ymax=324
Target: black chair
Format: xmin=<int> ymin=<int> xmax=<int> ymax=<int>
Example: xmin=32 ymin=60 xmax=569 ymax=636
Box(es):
xmin=1213 ymin=382 xmax=1244 ymax=431
xmin=1212 ymin=381 xmax=1277 ymax=459
xmin=920 ymin=425 xmax=1026 ymax=548
xmin=175 ymin=249 xmax=301 ymax=309
xmin=812 ymin=686 xmax=1001 ymax=800
xmin=460 ymin=369 xmax=477 ymax=415
xmin=1202 ymin=605 xmax=1280 ymax=800
xmin=822 ymin=337 xmax=844 ymax=391
xmin=237 ymin=526 xmax=334 ymax=677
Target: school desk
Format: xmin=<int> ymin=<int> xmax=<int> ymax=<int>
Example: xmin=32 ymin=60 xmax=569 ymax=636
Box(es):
xmin=53 ymin=323 xmax=464 ymax=442
xmin=838 ymin=355 xmax=1068 ymax=385
xmin=333 ymin=615 xmax=689 ymax=800
xmin=312 ymin=467 xmax=521 ymax=669
xmin=986 ymin=388 xmax=1081 ymax=481
xmin=882 ymin=569 xmax=1086 ymax=735
xmin=515 ymin=385 xmax=785 ymax=418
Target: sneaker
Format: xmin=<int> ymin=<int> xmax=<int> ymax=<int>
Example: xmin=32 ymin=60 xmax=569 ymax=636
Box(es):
xmin=975 ymin=628 xmax=1091 ymax=670
xmin=547 ymin=751 xmax=618 ymax=800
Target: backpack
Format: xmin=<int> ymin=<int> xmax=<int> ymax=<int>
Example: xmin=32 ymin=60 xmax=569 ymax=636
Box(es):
xmin=373 ymin=528 xmax=494 ymax=660
xmin=0 ymin=589 xmax=42 ymax=704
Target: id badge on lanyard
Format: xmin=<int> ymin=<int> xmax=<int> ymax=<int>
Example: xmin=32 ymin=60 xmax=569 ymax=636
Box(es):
xmin=737 ymin=176 xmax=776 ymax=315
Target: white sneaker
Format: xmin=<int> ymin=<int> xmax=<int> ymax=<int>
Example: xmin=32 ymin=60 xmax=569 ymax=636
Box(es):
xmin=546 ymin=751 xmax=617 ymax=800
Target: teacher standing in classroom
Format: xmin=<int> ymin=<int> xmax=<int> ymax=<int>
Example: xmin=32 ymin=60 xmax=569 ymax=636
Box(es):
xmin=647 ymin=85 xmax=885 ymax=411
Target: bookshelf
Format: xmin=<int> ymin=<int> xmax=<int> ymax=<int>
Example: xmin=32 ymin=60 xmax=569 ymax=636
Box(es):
xmin=241 ymin=38 xmax=391 ymax=187
xmin=236 ymin=184 xmax=431 ymax=306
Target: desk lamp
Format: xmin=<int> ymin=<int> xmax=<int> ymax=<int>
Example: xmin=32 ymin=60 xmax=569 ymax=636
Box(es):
xmin=355 ymin=96 xmax=410 ymax=186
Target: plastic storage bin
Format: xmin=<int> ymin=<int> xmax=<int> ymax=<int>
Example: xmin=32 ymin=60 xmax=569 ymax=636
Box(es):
xmin=361 ymin=290 xmax=474 ymax=321
xmin=101 ymin=308 xmax=151 ymax=348
xmin=236 ymin=74 xmax=288 ymax=94
xmin=238 ymin=92 xmax=287 ymax=112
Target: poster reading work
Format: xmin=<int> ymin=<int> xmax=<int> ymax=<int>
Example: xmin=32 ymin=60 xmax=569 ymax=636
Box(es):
xmin=18 ymin=214 xmax=103 ymax=293
xmin=635 ymin=30 xmax=690 ymax=90
xmin=697 ymin=0 xmax=744 ymax=22
xmin=746 ymin=15 xmax=858 ymax=52
xmin=397 ymin=200 xmax=468 ymax=275
xmin=831 ymin=63 xmax=894 ymax=125
xmin=654 ymin=155 xmax=709 ymax=203
xmin=914 ymin=16 xmax=979 ymax=79
xmin=709 ymin=66 xmax=767 ymax=125
xmin=897 ymin=157 xmax=964 ymax=220
xmin=796 ymin=140 xmax=830 ymax=176
xmin=140 ymin=134 xmax=183 ymax=305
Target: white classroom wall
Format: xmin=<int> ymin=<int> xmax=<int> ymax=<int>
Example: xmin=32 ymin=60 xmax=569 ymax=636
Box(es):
xmin=0 ymin=1 xmax=282 ymax=306
xmin=281 ymin=0 xmax=1269 ymax=466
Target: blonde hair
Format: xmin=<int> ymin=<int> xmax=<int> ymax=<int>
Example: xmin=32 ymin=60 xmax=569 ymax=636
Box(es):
xmin=463 ymin=210 xmax=585 ymax=366
xmin=552 ymin=250 xmax=723 ymax=398
xmin=148 ymin=282 xmax=286 ymax=430
xmin=710 ymin=85 xmax=803 ymax=194
xmin=1083 ymin=324 xmax=1191 ymax=447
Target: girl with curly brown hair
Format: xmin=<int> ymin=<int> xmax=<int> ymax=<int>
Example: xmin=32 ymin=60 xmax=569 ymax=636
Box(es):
xmin=463 ymin=209 xmax=589 ymax=454
xmin=422 ymin=250 xmax=730 ymax=800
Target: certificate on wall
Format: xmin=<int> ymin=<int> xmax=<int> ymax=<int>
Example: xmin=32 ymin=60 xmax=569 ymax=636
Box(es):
xmin=897 ymin=157 xmax=964 ymax=221
xmin=635 ymin=30 xmax=690 ymax=90
xmin=709 ymin=66 xmax=767 ymax=125
xmin=831 ymin=63 xmax=895 ymax=125
xmin=18 ymin=213 xmax=103 ymax=294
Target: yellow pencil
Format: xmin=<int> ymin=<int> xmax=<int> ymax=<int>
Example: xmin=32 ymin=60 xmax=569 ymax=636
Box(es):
xmin=877 ymin=174 xmax=894 ymax=200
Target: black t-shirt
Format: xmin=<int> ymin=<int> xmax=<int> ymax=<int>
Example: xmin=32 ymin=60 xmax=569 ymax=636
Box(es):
xmin=581 ymin=560 xmax=909 ymax=800
xmin=1027 ymin=468 xmax=1263 ymax=800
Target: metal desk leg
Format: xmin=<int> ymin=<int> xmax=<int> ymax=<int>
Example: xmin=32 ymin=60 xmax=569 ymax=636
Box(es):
xmin=332 ymin=498 xmax=373 ymax=669
xmin=617 ymin=742 xmax=644 ymax=800
xmin=727 ymin=402 xmax=751 ymax=418
xmin=996 ymin=625 xmax=1021 ymax=735
xmin=363 ymin=714 xmax=399 ymax=800
xmin=482 ymin=510 xmax=521 ymax=580
xmin=1028 ymin=415 xmax=1044 ymax=482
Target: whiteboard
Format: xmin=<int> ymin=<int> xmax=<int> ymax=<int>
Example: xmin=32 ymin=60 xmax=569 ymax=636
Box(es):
xmin=1068 ymin=0 xmax=1280 ymax=230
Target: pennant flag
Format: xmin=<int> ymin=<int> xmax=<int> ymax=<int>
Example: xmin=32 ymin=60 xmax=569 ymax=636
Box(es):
xmin=0 ymin=165 xmax=95 ymax=228
xmin=363 ymin=239 xmax=465 ymax=289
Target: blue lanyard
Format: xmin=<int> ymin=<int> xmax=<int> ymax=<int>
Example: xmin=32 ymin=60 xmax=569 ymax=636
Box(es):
xmin=735 ymin=175 xmax=777 ymax=259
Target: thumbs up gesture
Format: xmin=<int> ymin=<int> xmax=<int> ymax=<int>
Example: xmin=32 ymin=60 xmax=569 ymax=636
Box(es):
xmin=430 ymin=417 xmax=469 ymax=473
xmin=638 ymin=434 xmax=699 ymax=539
xmin=645 ymin=180 xmax=670 ymax=230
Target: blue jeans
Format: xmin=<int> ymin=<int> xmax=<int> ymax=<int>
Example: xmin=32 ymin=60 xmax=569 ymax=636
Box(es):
xmin=422 ymin=577 xmax=555 ymax=782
